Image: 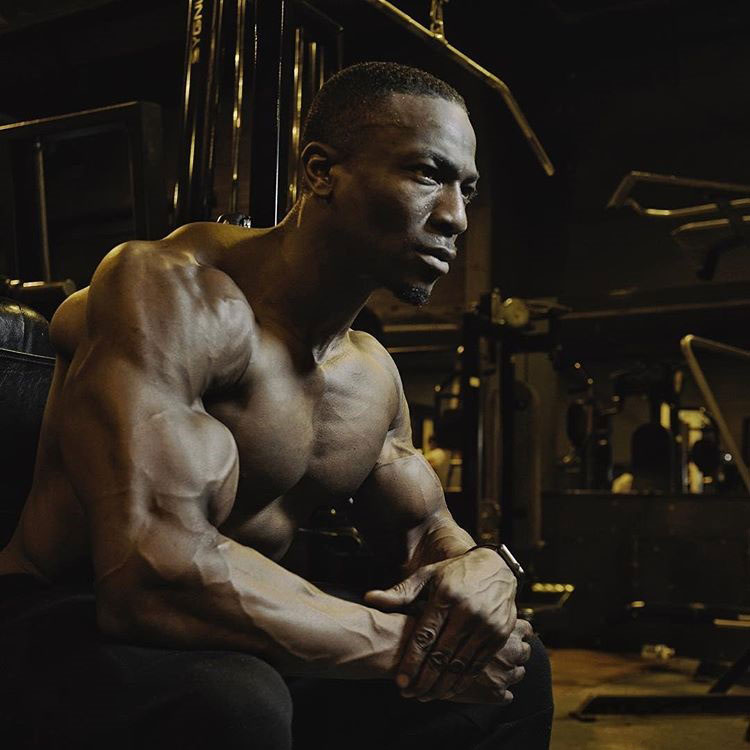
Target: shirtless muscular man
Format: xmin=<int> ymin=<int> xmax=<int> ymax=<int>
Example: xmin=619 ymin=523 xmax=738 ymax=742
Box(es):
xmin=0 ymin=62 xmax=552 ymax=749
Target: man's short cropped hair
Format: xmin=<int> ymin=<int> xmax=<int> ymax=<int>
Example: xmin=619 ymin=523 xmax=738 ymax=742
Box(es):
xmin=301 ymin=61 xmax=467 ymax=156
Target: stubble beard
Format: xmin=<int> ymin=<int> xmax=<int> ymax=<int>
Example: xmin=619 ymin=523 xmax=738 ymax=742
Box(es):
xmin=392 ymin=283 xmax=431 ymax=307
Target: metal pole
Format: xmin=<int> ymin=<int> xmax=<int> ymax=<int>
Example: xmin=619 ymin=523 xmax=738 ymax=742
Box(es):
xmin=461 ymin=312 xmax=482 ymax=537
xmin=32 ymin=138 xmax=51 ymax=282
xmin=681 ymin=334 xmax=750 ymax=494
xmin=230 ymin=0 xmax=250 ymax=213
xmin=365 ymin=0 xmax=555 ymax=177
xmin=174 ymin=0 xmax=225 ymax=224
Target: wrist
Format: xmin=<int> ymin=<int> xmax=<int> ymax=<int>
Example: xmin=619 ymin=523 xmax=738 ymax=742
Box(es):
xmin=368 ymin=609 xmax=415 ymax=678
xmin=466 ymin=543 xmax=525 ymax=585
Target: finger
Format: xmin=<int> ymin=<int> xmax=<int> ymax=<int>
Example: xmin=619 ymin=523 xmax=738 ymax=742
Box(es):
xmin=514 ymin=617 xmax=533 ymax=641
xmin=406 ymin=623 xmax=477 ymax=700
xmin=395 ymin=598 xmax=451 ymax=691
xmin=417 ymin=626 xmax=493 ymax=700
xmin=364 ymin=568 xmax=432 ymax=611
xmin=440 ymin=602 xmax=519 ymax=699
xmin=451 ymin=631 xmax=527 ymax=698
xmin=406 ymin=592 xmax=512 ymax=700
xmin=494 ymin=635 xmax=529 ymax=670
xmin=465 ymin=621 xmax=518 ymax=676
xmin=517 ymin=639 xmax=532 ymax=665
xmin=426 ymin=643 xmax=474 ymax=699
xmin=506 ymin=665 xmax=526 ymax=687
xmin=503 ymin=601 xmax=519 ymax=644
xmin=448 ymin=646 xmax=497 ymax=698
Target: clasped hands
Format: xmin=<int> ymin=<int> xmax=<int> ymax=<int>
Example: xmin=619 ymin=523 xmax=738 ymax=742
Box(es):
xmin=364 ymin=547 xmax=531 ymax=704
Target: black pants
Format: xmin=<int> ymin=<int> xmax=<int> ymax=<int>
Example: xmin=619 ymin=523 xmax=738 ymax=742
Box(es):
xmin=0 ymin=577 xmax=552 ymax=749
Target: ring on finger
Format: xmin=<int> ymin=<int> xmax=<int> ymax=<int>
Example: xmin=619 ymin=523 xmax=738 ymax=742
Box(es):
xmin=448 ymin=658 xmax=466 ymax=674
xmin=427 ymin=650 xmax=450 ymax=670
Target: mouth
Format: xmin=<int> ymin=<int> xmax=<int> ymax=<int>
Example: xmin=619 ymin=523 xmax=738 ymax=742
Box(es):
xmin=416 ymin=246 xmax=456 ymax=275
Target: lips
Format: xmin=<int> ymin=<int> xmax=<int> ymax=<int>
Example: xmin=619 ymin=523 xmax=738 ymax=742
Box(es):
xmin=422 ymin=246 xmax=456 ymax=263
xmin=416 ymin=245 xmax=456 ymax=275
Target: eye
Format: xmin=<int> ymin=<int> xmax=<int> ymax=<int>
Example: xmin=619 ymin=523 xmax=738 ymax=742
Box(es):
xmin=462 ymin=185 xmax=479 ymax=205
xmin=411 ymin=164 xmax=439 ymax=185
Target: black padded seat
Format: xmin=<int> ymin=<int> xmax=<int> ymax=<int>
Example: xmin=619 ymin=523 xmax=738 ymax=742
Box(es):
xmin=0 ymin=298 xmax=55 ymax=358
xmin=0 ymin=299 xmax=55 ymax=546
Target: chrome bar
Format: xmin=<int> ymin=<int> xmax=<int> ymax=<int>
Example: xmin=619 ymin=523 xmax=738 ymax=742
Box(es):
xmin=680 ymin=334 xmax=750 ymax=494
xmin=32 ymin=138 xmax=52 ymax=282
xmin=673 ymin=214 xmax=750 ymax=238
xmin=174 ymin=0 xmax=225 ymax=223
xmin=365 ymin=0 xmax=555 ymax=177
xmin=624 ymin=197 xmax=750 ymax=221
xmin=286 ymin=26 xmax=304 ymax=210
xmin=230 ymin=0 xmax=249 ymax=213
xmin=608 ymin=170 xmax=750 ymax=209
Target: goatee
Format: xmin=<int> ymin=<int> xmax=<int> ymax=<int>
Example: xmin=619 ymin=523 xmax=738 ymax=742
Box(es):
xmin=393 ymin=284 xmax=430 ymax=306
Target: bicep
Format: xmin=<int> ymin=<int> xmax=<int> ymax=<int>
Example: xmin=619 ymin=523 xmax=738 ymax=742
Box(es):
xmin=59 ymin=352 xmax=239 ymax=597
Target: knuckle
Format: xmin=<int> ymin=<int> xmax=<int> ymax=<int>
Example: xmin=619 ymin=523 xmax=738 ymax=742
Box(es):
xmin=427 ymin=650 xmax=449 ymax=670
xmin=394 ymin=581 xmax=410 ymax=596
xmin=517 ymin=618 xmax=533 ymax=637
xmin=414 ymin=627 xmax=437 ymax=650
xmin=509 ymin=666 xmax=526 ymax=684
xmin=499 ymin=621 xmax=515 ymax=641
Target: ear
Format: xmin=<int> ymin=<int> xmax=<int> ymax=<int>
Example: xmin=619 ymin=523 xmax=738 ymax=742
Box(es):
xmin=300 ymin=141 xmax=341 ymax=199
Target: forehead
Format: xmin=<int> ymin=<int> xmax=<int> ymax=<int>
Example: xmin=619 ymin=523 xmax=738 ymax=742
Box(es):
xmin=359 ymin=93 xmax=477 ymax=172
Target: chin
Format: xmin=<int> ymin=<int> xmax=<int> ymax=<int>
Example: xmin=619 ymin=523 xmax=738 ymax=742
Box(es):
xmin=391 ymin=283 xmax=432 ymax=307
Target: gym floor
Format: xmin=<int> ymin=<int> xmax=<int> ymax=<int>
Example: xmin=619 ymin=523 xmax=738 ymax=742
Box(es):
xmin=549 ymin=649 xmax=750 ymax=749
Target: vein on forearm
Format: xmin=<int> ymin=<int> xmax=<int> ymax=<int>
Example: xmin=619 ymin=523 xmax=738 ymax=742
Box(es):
xmin=99 ymin=517 xmax=414 ymax=680
xmin=406 ymin=511 xmax=475 ymax=573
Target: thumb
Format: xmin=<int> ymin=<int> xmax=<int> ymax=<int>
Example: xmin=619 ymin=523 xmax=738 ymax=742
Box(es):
xmin=364 ymin=569 xmax=432 ymax=610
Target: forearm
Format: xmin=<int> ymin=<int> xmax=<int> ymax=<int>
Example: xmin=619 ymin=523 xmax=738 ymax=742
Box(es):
xmin=405 ymin=509 xmax=476 ymax=573
xmin=98 ymin=535 xmax=414 ymax=680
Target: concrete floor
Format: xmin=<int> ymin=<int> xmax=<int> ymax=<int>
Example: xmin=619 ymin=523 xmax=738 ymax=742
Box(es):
xmin=549 ymin=649 xmax=750 ymax=749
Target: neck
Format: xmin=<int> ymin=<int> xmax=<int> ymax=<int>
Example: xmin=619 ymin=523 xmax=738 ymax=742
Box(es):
xmin=229 ymin=198 xmax=377 ymax=361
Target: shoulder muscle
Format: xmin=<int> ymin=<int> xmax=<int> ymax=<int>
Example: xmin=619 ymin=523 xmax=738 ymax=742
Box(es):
xmin=83 ymin=240 xmax=255 ymax=398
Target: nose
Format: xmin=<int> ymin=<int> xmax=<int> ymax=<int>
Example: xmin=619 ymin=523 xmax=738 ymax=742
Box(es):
xmin=429 ymin=183 xmax=468 ymax=238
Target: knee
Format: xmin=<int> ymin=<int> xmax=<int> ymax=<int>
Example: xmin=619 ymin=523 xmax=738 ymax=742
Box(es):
xmin=467 ymin=636 xmax=553 ymax=747
xmin=528 ymin=635 xmax=552 ymax=685
xmin=176 ymin=652 xmax=293 ymax=750
xmin=520 ymin=634 xmax=554 ymax=712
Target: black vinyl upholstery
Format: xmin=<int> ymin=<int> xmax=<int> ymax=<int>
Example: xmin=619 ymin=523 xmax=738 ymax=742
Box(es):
xmin=0 ymin=299 xmax=55 ymax=546
xmin=0 ymin=298 xmax=55 ymax=358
